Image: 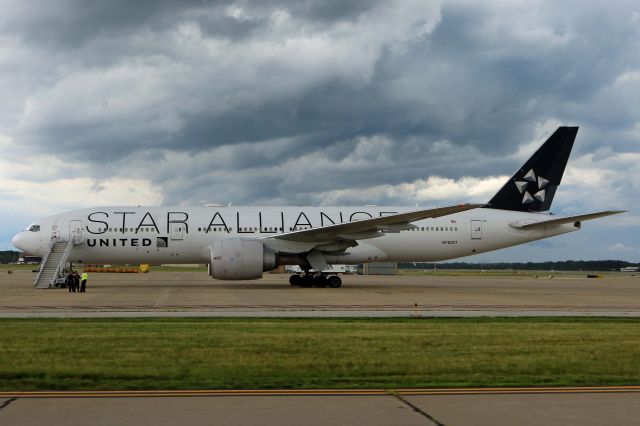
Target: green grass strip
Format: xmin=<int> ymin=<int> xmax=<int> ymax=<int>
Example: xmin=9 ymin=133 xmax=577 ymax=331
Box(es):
xmin=0 ymin=317 xmax=638 ymax=391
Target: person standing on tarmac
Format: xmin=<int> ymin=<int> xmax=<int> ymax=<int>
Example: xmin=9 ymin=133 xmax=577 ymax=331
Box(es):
xmin=80 ymin=271 xmax=88 ymax=293
xmin=72 ymin=271 xmax=80 ymax=293
xmin=66 ymin=272 xmax=74 ymax=293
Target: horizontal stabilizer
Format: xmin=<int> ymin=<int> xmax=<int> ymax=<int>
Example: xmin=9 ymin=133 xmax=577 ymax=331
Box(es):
xmin=510 ymin=210 xmax=626 ymax=230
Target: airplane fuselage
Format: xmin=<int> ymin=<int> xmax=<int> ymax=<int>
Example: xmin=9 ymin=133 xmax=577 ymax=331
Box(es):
xmin=13 ymin=206 xmax=577 ymax=266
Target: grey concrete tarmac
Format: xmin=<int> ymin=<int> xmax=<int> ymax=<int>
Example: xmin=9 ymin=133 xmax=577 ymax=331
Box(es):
xmin=1 ymin=270 xmax=639 ymax=317
xmin=406 ymin=393 xmax=640 ymax=426
xmin=2 ymin=393 xmax=640 ymax=426
xmin=0 ymin=395 xmax=429 ymax=426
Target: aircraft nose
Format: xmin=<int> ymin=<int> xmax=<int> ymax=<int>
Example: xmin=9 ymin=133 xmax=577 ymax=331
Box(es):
xmin=11 ymin=232 xmax=24 ymax=251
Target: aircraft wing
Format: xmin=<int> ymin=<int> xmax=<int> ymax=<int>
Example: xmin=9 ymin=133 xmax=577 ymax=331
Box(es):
xmin=263 ymin=204 xmax=483 ymax=244
xmin=510 ymin=210 xmax=626 ymax=230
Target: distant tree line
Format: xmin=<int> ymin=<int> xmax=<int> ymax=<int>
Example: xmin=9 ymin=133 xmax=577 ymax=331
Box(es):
xmin=399 ymin=260 xmax=638 ymax=271
xmin=0 ymin=251 xmax=20 ymax=263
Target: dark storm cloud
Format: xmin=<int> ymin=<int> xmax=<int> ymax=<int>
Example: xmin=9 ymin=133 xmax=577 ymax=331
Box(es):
xmin=5 ymin=1 xmax=254 ymax=46
xmin=3 ymin=0 xmax=383 ymax=48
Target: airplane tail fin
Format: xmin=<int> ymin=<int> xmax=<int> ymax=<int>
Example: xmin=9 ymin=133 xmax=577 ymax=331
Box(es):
xmin=488 ymin=126 xmax=578 ymax=212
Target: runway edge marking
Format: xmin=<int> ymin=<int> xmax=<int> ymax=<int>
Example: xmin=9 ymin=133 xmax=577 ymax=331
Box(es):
xmin=2 ymin=386 xmax=640 ymax=398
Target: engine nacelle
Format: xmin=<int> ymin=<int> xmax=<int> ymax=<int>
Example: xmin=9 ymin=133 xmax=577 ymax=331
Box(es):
xmin=209 ymin=239 xmax=276 ymax=280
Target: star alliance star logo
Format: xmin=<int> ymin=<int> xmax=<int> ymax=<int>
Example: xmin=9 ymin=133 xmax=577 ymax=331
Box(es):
xmin=514 ymin=169 xmax=549 ymax=205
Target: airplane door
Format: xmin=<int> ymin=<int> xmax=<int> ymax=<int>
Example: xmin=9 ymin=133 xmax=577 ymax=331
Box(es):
xmin=70 ymin=220 xmax=83 ymax=244
xmin=170 ymin=223 xmax=184 ymax=241
xmin=52 ymin=225 xmax=60 ymax=241
xmin=471 ymin=220 xmax=483 ymax=240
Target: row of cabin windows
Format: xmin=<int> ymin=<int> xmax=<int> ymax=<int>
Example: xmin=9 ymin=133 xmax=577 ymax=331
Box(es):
xmin=411 ymin=226 xmax=458 ymax=232
xmin=97 ymin=228 xmax=158 ymax=233
xmin=195 ymin=227 xmax=306 ymax=232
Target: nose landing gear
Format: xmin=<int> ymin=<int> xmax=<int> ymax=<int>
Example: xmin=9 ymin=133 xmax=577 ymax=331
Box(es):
xmin=289 ymin=273 xmax=342 ymax=288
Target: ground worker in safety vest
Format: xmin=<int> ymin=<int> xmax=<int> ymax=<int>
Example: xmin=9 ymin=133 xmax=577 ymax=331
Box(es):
xmin=80 ymin=272 xmax=88 ymax=293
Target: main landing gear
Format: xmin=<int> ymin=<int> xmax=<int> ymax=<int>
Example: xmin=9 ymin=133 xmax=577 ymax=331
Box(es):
xmin=289 ymin=273 xmax=342 ymax=288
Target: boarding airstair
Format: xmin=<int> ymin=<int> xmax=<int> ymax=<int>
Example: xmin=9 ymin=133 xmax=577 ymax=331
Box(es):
xmin=33 ymin=238 xmax=75 ymax=288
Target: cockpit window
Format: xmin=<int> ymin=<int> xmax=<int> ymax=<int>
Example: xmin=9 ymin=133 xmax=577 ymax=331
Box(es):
xmin=27 ymin=225 xmax=40 ymax=232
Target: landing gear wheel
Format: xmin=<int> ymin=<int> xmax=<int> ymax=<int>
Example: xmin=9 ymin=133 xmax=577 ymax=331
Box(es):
xmin=299 ymin=275 xmax=313 ymax=287
xmin=289 ymin=274 xmax=301 ymax=286
xmin=327 ymin=275 xmax=342 ymax=288
xmin=313 ymin=276 xmax=328 ymax=288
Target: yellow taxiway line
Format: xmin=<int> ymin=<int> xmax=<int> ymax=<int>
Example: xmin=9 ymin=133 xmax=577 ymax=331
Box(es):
xmin=1 ymin=386 xmax=640 ymax=398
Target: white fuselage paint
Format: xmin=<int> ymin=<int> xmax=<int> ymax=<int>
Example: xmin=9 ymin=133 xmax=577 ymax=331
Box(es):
xmin=13 ymin=206 xmax=577 ymax=265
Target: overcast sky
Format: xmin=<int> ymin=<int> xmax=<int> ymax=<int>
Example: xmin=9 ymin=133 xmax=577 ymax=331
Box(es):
xmin=0 ymin=0 xmax=638 ymax=262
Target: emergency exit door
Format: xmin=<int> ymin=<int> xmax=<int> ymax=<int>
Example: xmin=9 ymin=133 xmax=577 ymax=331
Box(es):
xmin=70 ymin=220 xmax=83 ymax=243
xmin=471 ymin=220 xmax=483 ymax=240
xmin=170 ymin=222 xmax=184 ymax=240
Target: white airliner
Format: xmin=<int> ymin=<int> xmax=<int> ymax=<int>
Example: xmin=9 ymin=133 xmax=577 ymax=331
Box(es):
xmin=12 ymin=127 xmax=624 ymax=288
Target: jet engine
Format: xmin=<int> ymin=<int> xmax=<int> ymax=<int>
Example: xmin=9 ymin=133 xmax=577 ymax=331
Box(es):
xmin=209 ymin=239 xmax=276 ymax=280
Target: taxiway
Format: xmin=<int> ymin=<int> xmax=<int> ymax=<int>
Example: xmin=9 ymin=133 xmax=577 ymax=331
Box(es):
xmin=0 ymin=270 xmax=638 ymax=317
